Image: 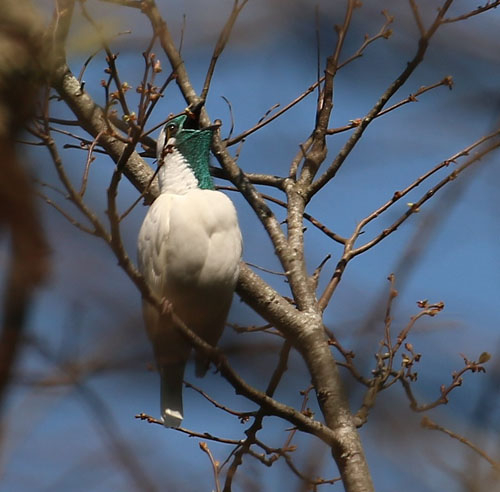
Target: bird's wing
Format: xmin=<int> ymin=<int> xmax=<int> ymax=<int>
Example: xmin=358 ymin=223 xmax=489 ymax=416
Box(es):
xmin=166 ymin=190 xmax=241 ymax=288
xmin=137 ymin=194 xmax=189 ymax=427
xmin=137 ymin=194 xmax=173 ymax=342
xmin=165 ymin=190 xmax=242 ymax=364
xmin=137 ymin=194 xmax=170 ymax=293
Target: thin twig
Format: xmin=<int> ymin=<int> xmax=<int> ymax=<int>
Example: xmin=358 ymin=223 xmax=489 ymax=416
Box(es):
xmin=80 ymin=130 xmax=105 ymax=196
xmin=135 ymin=413 xmax=244 ymax=445
xmin=119 ymin=162 xmax=161 ymax=221
xmin=221 ymin=96 xmax=235 ymax=140
xmin=317 ymin=129 xmax=500 ymax=311
xmin=35 ymin=190 xmax=97 ymax=235
xmin=352 ymin=133 xmax=500 ymax=257
xmin=200 ymin=442 xmax=222 ymax=492
xmin=222 ymin=341 xmax=292 ymax=491
xmin=421 ymin=416 xmax=500 ymax=470
xmin=327 ymin=76 xmax=453 ymax=135
xmin=99 ymin=0 xmax=142 ymax=7
xmin=225 ymin=78 xmax=323 ymax=147
xmin=442 ymin=1 xmax=500 ymax=24
xmin=409 ymin=0 xmax=426 ymax=36
xmin=337 ymin=9 xmax=393 ymax=70
xmin=200 ymin=0 xmax=248 ymax=102
xmin=219 ymin=186 xmax=346 ymax=245
xmin=79 ymin=0 xmax=132 ymax=118
xmin=308 ymin=0 xmax=456 ymax=198
xmin=401 ymin=353 xmax=489 ymax=412
xmin=185 ymin=381 xmax=255 ymax=421
xmin=245 ymin=262 xmax=287 ymax=277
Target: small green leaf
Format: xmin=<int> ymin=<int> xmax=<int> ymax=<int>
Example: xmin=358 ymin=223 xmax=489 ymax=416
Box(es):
xmin=478 ymin=352 xmax=491 ymax=364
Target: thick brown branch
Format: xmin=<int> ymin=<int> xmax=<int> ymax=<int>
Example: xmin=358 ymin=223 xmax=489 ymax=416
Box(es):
xmin=51 ymin=63 xmax=158 ymax=201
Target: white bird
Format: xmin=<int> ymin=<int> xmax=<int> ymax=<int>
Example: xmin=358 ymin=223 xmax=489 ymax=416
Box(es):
xmin=137 ymin=114 xmax=242 ymax=427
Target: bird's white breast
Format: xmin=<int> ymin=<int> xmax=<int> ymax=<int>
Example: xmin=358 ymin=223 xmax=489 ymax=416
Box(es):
xmin=138 ymin=189 xmax=241 ymax=299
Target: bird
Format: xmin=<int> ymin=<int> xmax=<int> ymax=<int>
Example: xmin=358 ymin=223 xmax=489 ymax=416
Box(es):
xmin=137 ymin=113 xmax=242 ymax=427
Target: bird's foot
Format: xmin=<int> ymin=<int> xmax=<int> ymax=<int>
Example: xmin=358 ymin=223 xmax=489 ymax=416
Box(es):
xmin=160 ymin=298 xmax=173 ymax=317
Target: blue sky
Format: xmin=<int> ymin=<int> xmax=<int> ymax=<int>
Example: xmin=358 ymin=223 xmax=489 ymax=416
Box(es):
xmin=2 ymin=1 xmax=500 ymax=491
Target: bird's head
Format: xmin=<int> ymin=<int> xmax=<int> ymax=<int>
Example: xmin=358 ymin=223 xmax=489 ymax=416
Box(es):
xmin=157 ymin=114 xmax=216 ymax=190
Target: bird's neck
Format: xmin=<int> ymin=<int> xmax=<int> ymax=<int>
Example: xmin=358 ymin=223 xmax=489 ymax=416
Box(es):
xmin=158 ymin=149 xmax=199 ymax=194
xmin=158 ymin=148 xmax=215 ymax=194
xmin=158 ymin=129 xmax=215 ymax=194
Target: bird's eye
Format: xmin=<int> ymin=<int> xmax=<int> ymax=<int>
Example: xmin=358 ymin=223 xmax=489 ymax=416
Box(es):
xmin=166 ymin=123 xmax=178 ymax=138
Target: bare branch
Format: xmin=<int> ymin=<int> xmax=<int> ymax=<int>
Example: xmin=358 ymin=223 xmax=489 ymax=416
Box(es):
xmin=142 ymin=0 xmax=201 ymax=105
xmin=80 ymin=130 xmax=105 ymax=196
xmin=401 ymin=353 xmax=489 ymax=412
xmin=223 ymin=341 xmax=292 ymax=491
xmin=135 ymin=413 xmax=244 ymax=445
xmin=442 ymin=1 xmax=500 ymax=24
xmin=337 ymin=9 xmax=394 ymax=70
xmin=307 ymin=0 xmax=456 ymax=199
xmin=100 ymin=0 xmax=142 ymax=7
xmin=35 ymin=190 xmax=97 ymax=235
xmin=327 ymin=76 xmax=453 ymax=135
xmin=317 ymin=128 xmax=500 ymax=311
xmin=352 ymin=132 xmax=500 ymax=257
xmin=35 ymin=2 xmax=500 ymax=490
xmin=185 ymin=381 xmax=255 ymax=421
xmin=226 ymin=78 xmax=323 ymax=147
xmin=200 ymin=442 xmax=222 ymax=492
xmin=297 ymin=0 xmax=357 ymax=185
xmin=409 ymin=0 xmax=426 ymax=36
xmin=201 ymin=0 xmax=248 ymax=102
xmin=79 ymin=1 xmax=133 ymax=118
xmin=212 ymin=169 xmax=285 ymax=188
xmin=219 ymin=185 xmax=346 ymax=245
xmin=37 ymin=128 xmax=112 ymax=242
xmin=421 ymin=416 xmax=500 ymax=470
xmin=51 ymin=63 xmax=159 ymax=200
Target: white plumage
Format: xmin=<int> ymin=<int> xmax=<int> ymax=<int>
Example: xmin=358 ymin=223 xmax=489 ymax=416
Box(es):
xmin=137 ymin=115 xmax=241 ymax=427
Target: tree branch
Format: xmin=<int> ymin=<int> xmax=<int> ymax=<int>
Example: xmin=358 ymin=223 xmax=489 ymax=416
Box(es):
xmin=307 ymin=0 xmax=456 ymax=199
xmin=200 ymin=0 xmax=248 ymax=102
xmin=421 ymin=416 xmax=500 ymax=470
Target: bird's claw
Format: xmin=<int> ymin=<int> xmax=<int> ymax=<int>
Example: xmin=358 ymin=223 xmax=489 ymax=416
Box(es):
xmin=160 ymin=298 xmax=173 ymax=316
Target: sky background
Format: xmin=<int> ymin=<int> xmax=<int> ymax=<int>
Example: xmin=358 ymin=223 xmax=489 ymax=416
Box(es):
xmin=2 ymin=1 xmax=500 ymax=491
